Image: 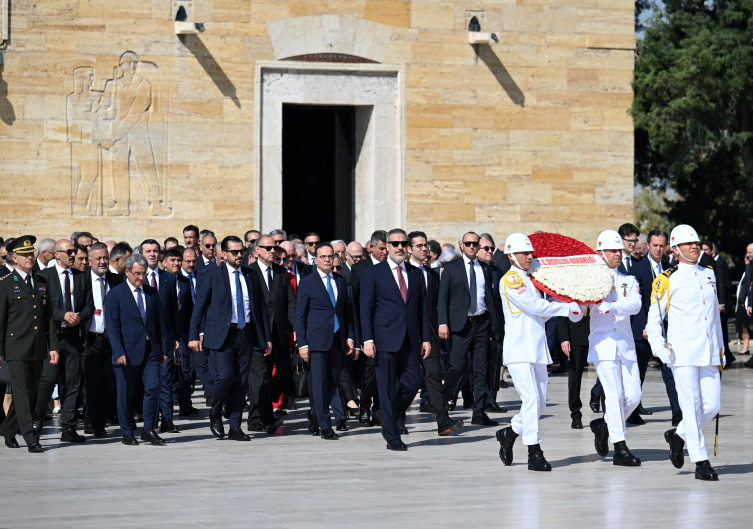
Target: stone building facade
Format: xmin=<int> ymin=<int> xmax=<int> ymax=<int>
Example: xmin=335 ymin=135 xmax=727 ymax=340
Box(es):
xmin=0 ymin=0 xmax=635 ymax=246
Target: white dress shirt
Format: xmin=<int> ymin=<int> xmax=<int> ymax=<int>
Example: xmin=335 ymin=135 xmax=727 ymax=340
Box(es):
xmin=409 ymin=257 xmax=428 ymax=288
xmin=649 ymin=257 xmax=664 ymax=279
xmin=317 ymin=268 xmax=338 ymax=300
xmin=109 ymin=265 xmax=120 ymax=276
xmin=389 ymin=258 xmax=408 ymax=290
xmin=371 ymin=255 xmax=381 ymax=266
xmin=202 ymin=255 xmax=214 ymax=266
xmin=89 ymin=271 xmax=108 ymax=333
xmin=227 ymin=265 xmax=250 ymax=323
xmin=146 ymin=267 xmax=160 ymax=291
xmin=55 ymin=263 xmax=75 ymax=327
xmin=258 ymin=260 xmax=273 ymax=294
xmin=36 ymin=259 xmax=48 ymax=271
xmin=462 ymin=254 xmax=486 ymax=316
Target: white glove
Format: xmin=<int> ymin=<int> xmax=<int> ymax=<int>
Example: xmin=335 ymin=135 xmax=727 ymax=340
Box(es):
xmin=597 ymin=302 xmax=613 ymax=315
xmin=567 ymin=302 xmax=584 ymax=323
xmin=655 ymin=344 xmax=672 ymax=365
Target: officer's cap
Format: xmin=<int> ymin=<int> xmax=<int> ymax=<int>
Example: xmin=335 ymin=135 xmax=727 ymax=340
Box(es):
xmin=7 ymin=236 xmax=37 ymax=254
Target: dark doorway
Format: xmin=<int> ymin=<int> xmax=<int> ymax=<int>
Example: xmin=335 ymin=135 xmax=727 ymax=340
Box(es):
xmin=282 ymin=104 xmax=355 ymax=242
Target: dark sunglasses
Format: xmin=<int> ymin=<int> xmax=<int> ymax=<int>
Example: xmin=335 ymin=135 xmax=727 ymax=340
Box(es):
xmin=225 ymin=249 xmax=243 ymax=256
xmin=247 ymin=238 xmax=258 ymax=245
xmin=276 ymin=257 xmax=289 ymax=264
xmin=62 ymin=249 xmax=76 ymax=256
xmin=305 ymin=241 xmax=319 ymax=246
xmin=479 ymin=246 xmax=493 ymax=252
xmin=463 ymin=241 xmax=480 ymax=247
xmin=333 ymin=265 xmax=342 ymax=270
xmin=389 ymin=241 xmax=408 ymax=248
xmin=257 ymin=246 xmax=275 ymax=252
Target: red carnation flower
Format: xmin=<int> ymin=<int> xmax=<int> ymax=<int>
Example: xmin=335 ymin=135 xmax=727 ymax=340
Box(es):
xmin=528 ymin=232 xmax=595 ymax=258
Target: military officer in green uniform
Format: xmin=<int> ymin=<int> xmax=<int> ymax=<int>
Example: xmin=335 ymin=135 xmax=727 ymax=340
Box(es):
xmin=0 ymin=236 xmax=60 ymax=452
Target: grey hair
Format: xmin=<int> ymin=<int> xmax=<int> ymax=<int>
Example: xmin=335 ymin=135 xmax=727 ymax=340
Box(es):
xmin=200 ymin=232 xmax=216 ymax=245
xmin=38 ymin=238 xmax=56 ymax=253
xmin=88 ymin=242 xmax=108 ymax=258
xmin=479 ymin=233 xmax=496 ymax=247
xmin=125 ymin=254 xmax=148 ymax=272
xmin=269 ymin=229 xmax=287 ymax=240
xmin=294 ymin=243 xmax=306 ymax=255
xmin=369 ymin=230 xmax=387 ymax=246
xmin=330 ymin=239 xmax=346 ymax=248
xmin=437 ymin=248 xmax=460 ymax=267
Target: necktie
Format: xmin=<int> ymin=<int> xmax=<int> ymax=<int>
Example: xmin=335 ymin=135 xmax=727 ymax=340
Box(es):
xmin=468 ymin=261 xmax=477 ymax=314
xmin=326 ymin=275 xmax=339 ymax=333
xmin=135 ymin=288 xmax=146 ymax=322
xmin=63 ymin=270 xmax=73 ymax=312
xmin=150 ymin=271 xmax=157 ymax=289
xmin=188 ymin=273 xmax=196 ymax=303
xmin=235 ymin=270 xmax=246 ymax=329
xmin=397 ymin=265 xmax=407 ymax=303
xmin=100 ymin=277 xmax=106 ymax=305
xmin=26 ymin=275 xmax=32 ymax=290
xmin=266 ymin=266 xmax=274 ymax=297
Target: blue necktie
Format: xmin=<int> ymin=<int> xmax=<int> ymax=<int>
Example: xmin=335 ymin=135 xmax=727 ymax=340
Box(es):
xmin=135 ymin=288 xmax=146 ymax=322
xmin=188 ymin=273 xmax=196 ymax=303
xmin=266 ymin=266 xmax=274 ymax=297
xmin=468 ymin=261 xmax=477 ymax=314
xmin=235 ymin=270 xmax=246 ymax=329
xmin=326 ymin=275 xmax=339 ymax=333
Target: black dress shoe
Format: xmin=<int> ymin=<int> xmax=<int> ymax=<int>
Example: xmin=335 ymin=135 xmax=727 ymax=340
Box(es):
xmin=386 ymin=438 xmax=408 ymax=451
xmin=228 ymin=427 xmax=251 ymax=441
xmin=307 ymin=410 xmax=320 ymax=436
xmin=84 ymin=424 xmax=94 ymax=434
xmin=122 ymin=434 xmax=139 ymax=446
xmin=695 ymin=460 xmax=719 ymax=481
xmin=447 ymin=399 xmax=457 ymax=411
xmin=32 ymin=413 xmax=43 ymax=437
xmin=206 ymin=396 xmax=213 ymax=407
xmin=140 ymin=430 xmax=166 ymax=445
xmin=462 ymin=400 xmax=473 ymax=409
xmin=527 ymin=444 xmax=552 ymax=471
xmin=27 ymin=442 xmax=44 ymax=453
xmin=485 ymin=402 xmax=508 ymax=413
xmin=496 ymin=426 xmax=517 ymax=465
xmin=664 ymin=428 xmax=685 ymax=469
xmin=246 ymin=422 xmax=265 ymax=432
xmin=438 ymin=418 xmax=463 ymax=436
xmin=590 ymin=418 xmax=610 ymax=456
xmin=471 ymin=413 xmax=498 ymax=426
xmin=571 ymin=417 xmax=583 ymax=429
xmin=372 ymin=409 xmax=383 ymax=426
xmin=637 ymin=404 xmax=652 ymax=415
xmin=589 ymin=390 xmax=600 ymax=413
xmin=336 ymin=419 xmax=349 ymax=432
xmin=93 ymin=428 xmax=108 ymax=438
xmin=4 ymin=436 xmax=19 ymax=448
xmin=396 ymin=417 xmax=409 ymax=435
xmin=61 ymin=428 xmax=86 ymax=443
xmin=499 ymin=380 xmax=509 ymax=389
xmin=274 ymin=408 xmax=287 ymax=417
xmin=179 ymin=406 xmax=200 ymax=417
xmin=613 ymin=441 xmax=641 ymax=466
xmin=745 ymin=357 xmax=753 ymax=368
xmin=265 ymin=417 xmax=283 ymax=433
xmin=672 ymin=411 xmax=683 ymax=427
xmin=549 ymin=365 xmax=567 ymax=375
xmin=160 ymin=419 xmax=181 ymax=433
xmin=209 ymin=411 xmax=225 ymax=439
xmin=321 ymin=427 xmax=339 ymax=440
xmin=419 ymin=401 xmax=437 ymax=413
xmin=358 ymin=411 xmax=372 ymax=427
xmin=625 ymin=411 xmax=645 ymax=425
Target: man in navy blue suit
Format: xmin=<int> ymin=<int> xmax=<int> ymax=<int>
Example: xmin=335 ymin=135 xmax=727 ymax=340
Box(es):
xmin=189 ymin=236 xmax=272 ymax=441
xmin=296 ymin=242 xmax=355 ymax=440
xmin=105 ymin=254 xmax=170 ymax=446
xmin=361 ymin=229 xmax=432 ymax=451
xmin=616 ymin=223 xmax=641 ymax=275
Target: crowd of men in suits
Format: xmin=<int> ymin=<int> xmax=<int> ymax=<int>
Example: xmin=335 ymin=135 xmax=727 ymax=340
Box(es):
xmin=0 ymin=221 xmax=748 ymax=453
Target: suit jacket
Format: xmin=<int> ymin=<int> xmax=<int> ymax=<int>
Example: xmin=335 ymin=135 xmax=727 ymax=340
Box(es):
xmin=338 ymin=264 xmax=351 ymax=281
xmin=490 ymin=264 xmax=506 ymax=343
xmin=405 ymin=261 xmax=440 ymax=341
xmin=557 ymin=311 xmax=591 ymax=347
xmin=714 ymin=255 xmax=733 ymax=309
xmin=194 ymin=256 xmax=216 ymax=271
xmin=248 ymin=261 xmax=296 ymax=348
xmin=617 ymin=254 xmax=640 ymax=276
xmin=296 ymin=271 xmax=354 ymax=352
xmin=739 ymin=263 xmax=752 ymax=307
xmin=347 ymin=258 xmax=375 ymax=347
xmin=175 ymin=273 xmax=194 ymax=340
xmin=492 ymin=250 xmax=511 ymax=274
xmin=105 ymin=282 xmax=168 ymax=365
xmin=628 ymin=256 xmax=671 ymax=342
xmin=189 ymin=263 xmax=271 ymax=351
xmin=150 ymin=269 xmax=179 ymax=344
xmin=360 ymin=260 xmax=431 ymax=353
xmin=294 ymin=259 xmax=313 ymax=280
xmin=39 ymin=265 xmax=95 ymax=339
xmin=437 ymin=257 xmax=498 ymax=336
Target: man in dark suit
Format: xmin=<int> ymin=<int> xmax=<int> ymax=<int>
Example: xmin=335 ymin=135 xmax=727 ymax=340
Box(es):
xmin=479 ymin=233 xmax=510 ymax=401
xmin=34 ymin=238 xmax=56 ymax=272
xmin=296 ymin=243 xmax=355 ymax=439
xmin=616 ymin=223 xmax=641 ymax=275
xmin=189 ymin=236 xmax=273 ymax=440
xmin=194 ymin=232 xmax=217 ymax=270
xmin=701 ymin=240 xmax=734 ymax=366
xmin=247 ymin=235 xmax=296 ymax=431
xmin=105 ymin=254 xmax=170 ymax=446
xmin=0 ymin=236 xmax=60 ymax=452
xmin=0 ymin=242 xmax=13 ymax=277
xmin=361 ymin=228 xmax=432 ymax=450
xmin=558 ymin=310 xmax=591 ymax=429
xmin=437 ymin=231 xmax=499 ymax=426
xmin=491 ymin=245 xmax=509 ymax=272
xmin=34 ymin=238 xmax=94 ymax=443
xmin=331 ymin=240 xmax=351 ymax=281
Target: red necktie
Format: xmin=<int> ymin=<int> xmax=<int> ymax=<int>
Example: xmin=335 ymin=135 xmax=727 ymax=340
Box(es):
xmin=397 ymin=265 xmax=407 ymax=303
xmin=151 ymin=272 xmax=157 ymax=289
xmin=63 ymin=270 xmax=73 ymax=312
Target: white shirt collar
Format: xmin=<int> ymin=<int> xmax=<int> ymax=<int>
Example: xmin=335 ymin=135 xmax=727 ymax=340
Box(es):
xmin=462 ymin=254 xmax=478 ymax=266
xmin=55 ymin=263 xmax=71 ymax=275
xmin=409 ymin=257 xmax=424 ymax=269
xmin=109 ymin=265 xmax=119 ymax=275
xmin=203 ymin=255 xmax=213 ymax=265
xmin=126 ymin=279 xmax=142 ymax=293
xmin=181 ymin=268 xmax=194 ymax=278
xmin=91 ymin=270 xmax=106 ymax=282
xmin=226 ymin=263 xmax=242 ymax=276
xmin=317 ymin=268 xmax=333 ymax=280
xmin=257 ymin=260 xmax=271 ymax=274
xmin=15 ymin=268 xmax=28 ymax=280
xmin=371 ymin=255 xmax=381 ymax=266
xmin=389 ymin=258 xmax=406 ymax=271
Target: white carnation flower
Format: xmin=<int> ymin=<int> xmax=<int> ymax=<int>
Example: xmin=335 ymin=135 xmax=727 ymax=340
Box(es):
xmin=529 ymin=263 xmax=613 ymax=302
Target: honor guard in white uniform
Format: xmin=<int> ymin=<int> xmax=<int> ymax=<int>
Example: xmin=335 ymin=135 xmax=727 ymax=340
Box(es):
xmin=587 ymin=230 xmax=642 ymax=466
xmin=647 ymin=224 xmax=723 ymax=481
xmin=495 ymin=233 xmax=583 ymax=471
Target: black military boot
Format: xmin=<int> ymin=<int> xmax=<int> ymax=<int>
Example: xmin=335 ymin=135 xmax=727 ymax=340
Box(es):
xmin=664 ymin=428 xmax=685 ymax=469
xmin=590 ymin=417 xmax=610 ymax=456
xmin=495 ymin=426 xmax=517 ymax=466
xmin=694 ymin=460 xmax=719 ymax=481
xmin=613 ymin=441 xmax=641 ymax=466
xmin=527 ymin=444 xmax=552 ymax=472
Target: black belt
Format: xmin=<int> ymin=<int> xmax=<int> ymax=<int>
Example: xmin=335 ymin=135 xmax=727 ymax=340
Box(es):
xmin=88 ymin=331 xmax=105 ymax=337
xmin=467 ymin=313 xmax=487 ymax=322
xmin=59 ymin=327 xmax=77 ymax=334
xmin=229 ymin=322 xmax=252 ymax=329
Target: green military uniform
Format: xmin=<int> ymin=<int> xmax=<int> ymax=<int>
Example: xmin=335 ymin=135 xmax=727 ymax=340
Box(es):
xmin=0 ymin=237 xmax=59 ymax=448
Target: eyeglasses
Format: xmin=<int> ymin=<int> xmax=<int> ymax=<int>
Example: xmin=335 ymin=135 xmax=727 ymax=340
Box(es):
xmin=622 ymin=238 xmax=638 ymax=245
xmin=389 ymin=241 xmax=408 ymax=248
xmin=129 ymin=271 xmax=146 ymax=278
xmin=351 ymin=255 xmax=363 ymax=262
xmin=276 ymin=257 xmax=289 ymax=264
xmin=257 ymin=246 xmax=275 ymax=252
xmin=225 ymin=249 xmax=243 ymax=257
xmin=479 ymin=246 xmax=493 ymax=252
xmin=333 ymin=265 xmax=342 ymax=270
xmin=412 ymin=243 xmax=427 ymax=249
xmin=317 ymin=254 xmax=334 ymax=261
xmin=463 ymin=241 xmax=480 ymax=247
xmin=305 ymin=241 xmax=319 ymax=247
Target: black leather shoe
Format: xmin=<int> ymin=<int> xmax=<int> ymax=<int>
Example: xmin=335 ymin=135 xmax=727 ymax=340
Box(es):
xmin=179 ymin=406 xmax=200 ymax=417
xmin=122 ymin=434 xmax=139 ymax=446
xmin=745 ymin=357 xmax=753 ymax=368
xmin=549 ymin=365 xmax=567 ymax=375
xmin=307 ymin=410 xmax=320 ymax=436
xmin=396 ymin=417 xmax=409 ymax=435
xmin=274 ymin=408 xmax=287 ymax=417
xmin=321 ymin=427 xmax=339 ymax=440
xmin=61 ymin=428 xmax=86 ymax=443
xmin=32 ymin=412 xmax=43 ymax=437
xmin=160 ymin=418 xmax=180 ymax=433
xmin=695 ymin=460 xmax=719 ymax=481
xmin=499 ymin=380 xmax=508 ymax=389
xmin=613 ymin=441 xmax=641 ymax=466
xmin=471 ymin=413 xmax=498 ymax=426
xmin=527 ymin=444 xmax=552 ymax=471
xmin=209 ymin=411 xmax=225 ymax=439
xmin=625 ymin=411 xmax=645 ymax=425
xmin=228 ymin=427 xmax=251 ymax=441
xmin=386 ymin=438 xmax=408 ymax=451
xmin=496 ymin=426 xmax=517 ymax=466
xmin=438 ymin=418 xmax=463 ymax=436
xmin=4 ymin=436 xmax=19 ymax=449
xmin=358 ymin=411 xmax=372 ymax=426
xmin=419 ymin=401 xmax=437 ymax=413
xmin=265 ymin=417 xmax=283 ymax=434
xmin=589 ymin=390 xmax=600 ymax=413
xmin=84 ymin=424 xmax=94 ymax=434
xmin=27 ymin=442 xmax=44 ymax=453
xmin=246 ymin=422 xmax=265 ymax=432
xmin=372 ymin=409 xmax=383 ymax=426
xmin=448 ymin=399 xmax=457 ymax=411
xmin=672 ymin=411 xmax=683 ymax=427
xmin=664 ymin=428 xmax=685 ymax=469
xmin=485 ymin=402 xmax=508 ymax=413
xmin=637 ymin=404 xmax=652 ymax=415
xmin=590 ymin=418 xmax=610 ymax=456
xmin=571 ymin=417 xmax=583 ymax=429
xmin=206 ymin=396 xmax=213 ymax=407
xmin=336 ymin=419 xmax=348 ymax=432
xmin=462 ymin=400 xmax=473 ymax=409
xmin=140 ymin=430 xmax=166 ymax=445
xmin=93 ymin=428 xmax=108 ymax=438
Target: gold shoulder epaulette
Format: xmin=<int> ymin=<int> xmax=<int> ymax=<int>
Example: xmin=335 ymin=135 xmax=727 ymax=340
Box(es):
xmin=705 ymin=265 xmax=714 ymax=269
xmin=0 ymin=274 xmax=8 ymax=281
xmin=662 ymin=264 xmax=678 ymax=277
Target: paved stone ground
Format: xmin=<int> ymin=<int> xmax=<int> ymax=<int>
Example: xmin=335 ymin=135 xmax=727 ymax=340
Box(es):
xmin=3 ymin=354 xmax=753 ymax=528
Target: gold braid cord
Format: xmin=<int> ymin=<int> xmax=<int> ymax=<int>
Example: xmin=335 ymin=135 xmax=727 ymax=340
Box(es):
xmin=651 ymin=273 xmax=670 ymax=314
xmin=503 ymin=271 xmax=524 ymax=315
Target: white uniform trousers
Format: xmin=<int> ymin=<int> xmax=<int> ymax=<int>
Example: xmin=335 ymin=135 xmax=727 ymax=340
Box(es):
xmin=508 ymin=363 xmax=548 ymax=446
xmin=672 ymin=365 xmax=721 ymax=462
xmin=594 ymin=357 xmax=641 ymax=443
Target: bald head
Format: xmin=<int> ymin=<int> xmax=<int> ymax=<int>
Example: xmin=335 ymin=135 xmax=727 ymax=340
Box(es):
xmin=54 ymin=239 xmax=74 ymax=268
xmin=346 ymin=241 xmax=364 ymax=266
xmin=280 ymin=241 xmax=295 ymax=256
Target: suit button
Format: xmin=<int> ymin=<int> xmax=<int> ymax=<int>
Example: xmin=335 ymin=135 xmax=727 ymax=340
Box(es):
xmin=34 ymin=326 xmax=37 ymax=330
xmin=34 ymin=316 xmax=37 ymax=319
xmin=33 ymin=305 xmax=36 ymax=308
xmin=613 ymin=328 xmax=616 ymax=331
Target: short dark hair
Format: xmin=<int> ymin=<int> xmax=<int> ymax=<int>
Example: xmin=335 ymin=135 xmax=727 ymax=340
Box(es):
xmin=462 ymin=231 xmax=480 ymax=242
xmin=88 ymin=242 xmax=108 ymax=258
xmin=183 ymin=225 xmax=199 ymax=237
xmin=428 ymin=240 xmax=441 ymax=256
xmin=164 ymin=236 xmax=179 ymax=247
xmin=369 ymin=230 xmax=387 ymax=245
xmin=110 ymin=242 xmax=132 ymax=260
xmin=74 ymin=244 xmax=88 ymax=255
xmin=315 ymin=243 xmax=334 ymax=257
xmin=221 ymin=235 xmax=243 ymax=252
xmin=182 ymin=247 xmax=196 ymax=258
xmin=75 ymin=231 xmax=93 ymax=243
xmin=288 ymin=233 xmax=300 ymax=242
xmin=244 ymin=229 xmax=260 ymax=242
xmin=408 ymin=231 xmax=428 ymax=247
xmin=269 ymin=229 xmax=287 ymax=239
xmin=199 ymin=229 xmax=214 ymax=237
xmin=274 ymin=246 xmax=287 ymax=258
xmin=388 ymin=228 xmax=407 ymax=240
xmin=618 ymin=223 xmax=640 ymax=238
xmin=479 ymin=233 xmax=496 ymax=247
xmin=305 ymin=232 xmax=320 ymax=241
xmin=647 ymin=229 xmax=668 ymax=245
xmin=140 ymin=239 xmax=161 ymax=252
xmin=700 ymin=239 xmax=713 ymax=250
xmin=163 ymin=248 xmax=183 ymax=261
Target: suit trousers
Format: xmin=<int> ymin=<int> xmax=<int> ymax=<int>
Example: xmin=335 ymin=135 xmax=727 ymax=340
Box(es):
xmin=247 ymin=337 xmax=275 ymax=427
xmin=374 ymin=334 xmax=421 ymax=441
xmin=634 ymin=340 xmax=653 ymax=384
xmin=35 ymin=332 xmax=84 ymax=429
xmin=174 ymin=341 xmax=194 ymax=409
xmin=330 ymin=388 xmax=347 ymax=422
xmin=114 ymin=343 xmax=160 ymax=436
xmin=82 ymin=333 xmax=113 ymax=430
xmin=270 ymin=329 xmax=293 ymax=404
xmin=660 ymin=361 xmax=681 ymax=415
xmin=421 ymin=337 xmax=448 ymax=425
xmin=1 ymin=359 xmax=44 ymax=445
xmin=310 ymin=333 xmax=344 ymax=430
xmin=442 ymin=317 xmax=490 ymax=415
xmin=211 ymin=326 xmax=251 ymax=429
xmin=673 ymin=365 xmax=721 ymax=462
xmin=508 ymin=362 xmax=548 ymax=446
xmin=191 ymin=346 xmax=215 ymax=398
xmin=567 ymin=344 xmax=590 ymax=419
xmin=338 ymin=353 xmax=358 ymax=405
xmin=594 ymin=357 xmax=642 ymax=443
xmin=353 ymin=354 xmax=380 ymax=413
xmin=158 ymin=350 xmax=175 ymax=421
xmin=721 ymin=313 xmax=734 ymax=365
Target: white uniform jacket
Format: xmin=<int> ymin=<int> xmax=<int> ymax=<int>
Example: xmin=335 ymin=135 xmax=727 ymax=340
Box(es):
xmin=500 ymin=268 xmax=581 ymax=365
xmin=588 ymin=269 xmax=641 ymax=362
xmin=646 ymin=262 xmax=724 ymax=367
